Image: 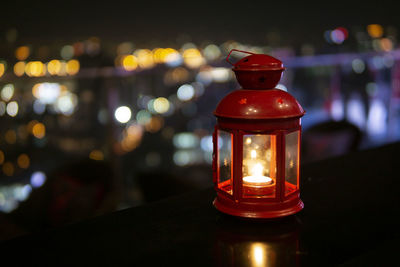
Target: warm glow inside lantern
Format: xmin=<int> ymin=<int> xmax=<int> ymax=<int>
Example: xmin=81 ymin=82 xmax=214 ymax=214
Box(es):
xmin=212 ymin=49 xmax=305 ymax=219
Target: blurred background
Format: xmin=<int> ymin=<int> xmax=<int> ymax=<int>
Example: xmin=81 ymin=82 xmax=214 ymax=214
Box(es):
xmin=1 ymin=1 xmax=399 ymax=240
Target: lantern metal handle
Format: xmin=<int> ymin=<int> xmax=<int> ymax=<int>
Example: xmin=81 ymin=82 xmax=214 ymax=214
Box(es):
xmin=226 ymin=49 xmax=256 ymax=65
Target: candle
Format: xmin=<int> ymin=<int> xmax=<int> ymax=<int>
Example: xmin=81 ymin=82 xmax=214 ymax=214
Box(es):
xmin=243 ymin=174 xmax=272 ymax=185
xmin=243 ymin=162 xmax=275 ymax=196
xmin=243 ymin=163 xmax=272 ymax=185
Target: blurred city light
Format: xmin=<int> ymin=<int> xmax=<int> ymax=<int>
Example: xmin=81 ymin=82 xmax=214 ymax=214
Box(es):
xmin=145 ymin=116 xmax=164 ymax=133
xmin=1 ymin=84 xmax=15 ymax=102
xmin=89 ymin=150 xmax=104 ymax=161
xmin=6 ymin=101 xmax=18 ymax=117
xmin=210 ymin=67 xmax=231 ymax=83
xmin=352 ymin=58 xmax=365 ymax=74
xmin=173 ymin=132 xmax=199 ymax=149
xmin=177 ymin=84 xmax=195 ymax=101
xmin=13 ymin=61 xmax=25 ymax=76
xmin=55 ymin=92 xmax=78 ymax=115
xmin=173 ymin=149 xmax=202 ymax=166
xmin=32 ymin=83 xmax=61 ymax=104
xmin=47 ymin=60 xmax=62 ymax=75
xmin=115 ymin=106 xmax=132 ymax=123
xmin=0 ymin=63 xmax=4 ymax=78
xmin=367 ymin=99 xmax=387 ymax=137
xmin=330 ymin=27 xmax=347 ymax=44
xmin=367 ymin=24 xmax=384 ymax=38
xmin=25 ymin=61 xmax=45 ymax=77
xmin=17 ymin=154 xmax=30 ymax=169
xmin=32 ymin=122 xmax=46 ymax=139
xmin=66 ymin=59 xmax=80 ymax=75
xmin=15 ymin=184 xmax=32 ymax=201
xmin=135 ymin=49 xmax=155 ymax=69
xmin=61 ymin=45 xmax=74 ymax=60
xmin=182 ymin=48 xmax=205 ymax=68
xmin=15 ymin=46 xmax=30 ymax=61
xmin=203 ymin=44 xmax=221 ymax=61
xmin=33 ymin=99 xmax=46 ymax=114
xmin=153 ymin=97 xmax=170 ymax=114
xmin=136 ymin=109 xmax=152 ymax=125
xmin=122 ymin=55 xmax=138 ymax=71
xmin=30 ymin=171 xmax=47 ymax=188
xmin=380 ymin=38 xmax=393 ymax=52
xmin=2 ymin=162 xmax=14 ymax=176
xmin=346 ymin=96 xmax=366 ymax=129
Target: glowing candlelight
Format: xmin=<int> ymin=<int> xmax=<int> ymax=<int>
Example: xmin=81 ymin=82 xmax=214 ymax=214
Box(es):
xmin=243 ymin=163 xmax=273 ymax=186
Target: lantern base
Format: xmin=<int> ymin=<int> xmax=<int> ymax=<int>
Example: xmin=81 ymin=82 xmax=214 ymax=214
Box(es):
xmin=213 ymin=194 xmax=304 ymax=219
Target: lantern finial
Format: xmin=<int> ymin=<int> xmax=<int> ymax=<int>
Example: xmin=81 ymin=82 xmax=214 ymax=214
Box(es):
xmin=226 ymin=49 xmax=285 ymax=90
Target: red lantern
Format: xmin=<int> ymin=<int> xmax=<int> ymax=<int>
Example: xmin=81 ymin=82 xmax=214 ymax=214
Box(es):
xmin=212 ymin=49 xmax=305 ymax=219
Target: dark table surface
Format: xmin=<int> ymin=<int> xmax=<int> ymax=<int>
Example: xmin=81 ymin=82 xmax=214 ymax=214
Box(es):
xmin=1 ymin=142 xmax=400 ymax=266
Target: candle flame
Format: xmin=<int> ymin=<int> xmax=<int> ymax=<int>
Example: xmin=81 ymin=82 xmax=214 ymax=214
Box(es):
xmin=250 ymin=150 xmax=257 ymax=159
xmin=252 ymin=163 xmax=263 ymax=176
xmin=243 ymin=163 xmax=272 ymax=184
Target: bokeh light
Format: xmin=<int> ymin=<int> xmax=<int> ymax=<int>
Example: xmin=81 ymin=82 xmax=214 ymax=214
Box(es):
xmin=6 ymin=101 xmax=18 ymax=117
xmin=89 ymin=150 xmax=104 ymax=161
xmin=33 ymin=99 xmax=46 ymax=115
xmin=182 ymin=48 xmax=205 ymax=68
xmin=173 ymin=132 xmax=199 ymax=149
xmin=153 ymin=97 xmax=170 ymax=114
xmin=13 ymin=61 xmax=25 ymax=76
xmin=30 ymin=171 xmax=47 ymax=188
xmin=32 ymin=83 xmax=61 ymax=104
xmin=0 ymin=63 xmax=5 ymax=77
xmin=177 ymin=84 xmax=195 ymax=101
xmin=367 ymin=24 xmax=383 ymax=38
xmin=145 ymin=116 xmax=164 ymax=133
xmin=352 ymin=58 xmax=365 ymax=74
xmin=1 ymin=84 xmax=15 ymax=102
xmin=203 ymin=44 xmax=221 ymax=61
xmin=66 ymin=59 xmax=80 ymax=75
xmin=135 ymin=49 xmax=155 ymax=69
xmin=25 ymin=61 xmax=46 ymax=77
xmin=380 ymin=38 xmax=393 ymax=52
xmin=47 ymin=60 xmax=62 ymax=75
xmin=115 ymin=106 xmax=132 ymax=123
xmin=136 ymin=110 xmax=152 ymax=125
xmin=32 ymin=122 xmax=46 ymax=139
xmin=122 ymin=55 xmax=138 ymax=71
xmin=55 ymin=92 xmax=78 ymax=115
xmin=2 ymin=162 xmax=14 ymax=176
xmin=61 ymin=45 xmax=74 ymax=60
xmin=164 ymin=49 xmax=182 ymax=67
xmin=15 ymin=46 xmax=30 ymax=61
xmin=17 ymin=154 xmax=30 ymax=169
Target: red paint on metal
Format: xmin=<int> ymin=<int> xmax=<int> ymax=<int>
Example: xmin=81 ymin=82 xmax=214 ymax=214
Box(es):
xmin=212 ymin=49 xmax=305 ymax=219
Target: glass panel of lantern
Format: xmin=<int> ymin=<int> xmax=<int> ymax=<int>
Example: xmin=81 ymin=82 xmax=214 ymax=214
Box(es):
xmin=242 ymin=134 xmax=276 ymax=198
xmin=218 ymin=130 xmax=233 ymax=195
xmin=285 ymin=131 xmax=299 ymax=196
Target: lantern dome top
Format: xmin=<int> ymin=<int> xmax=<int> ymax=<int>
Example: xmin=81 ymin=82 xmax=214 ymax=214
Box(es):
xmin=214 ymin=89 xmax=305 ymax=120
xmin=227 ymin=49 xmax=285 ymax=89
xmin=229 ymin=51 xmax=284 ymax=71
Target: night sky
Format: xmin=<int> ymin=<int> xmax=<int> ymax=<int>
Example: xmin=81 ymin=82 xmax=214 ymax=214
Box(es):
xmin=1 ymin=0 xmax=399 ymax=45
